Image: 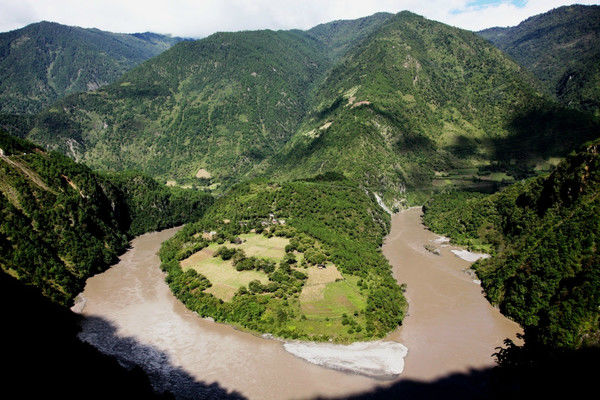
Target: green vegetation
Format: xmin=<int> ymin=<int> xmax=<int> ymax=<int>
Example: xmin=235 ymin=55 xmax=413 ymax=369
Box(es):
xmin=423 ymin=140 xmax=600 ymax=351
xmin=23 ymin=11 xmax=595 ymax=204
xmin=28 ymin=29 xmax=331 ymax=184
xmin=307 ymin=12 xmax=393 ymax=60
xmin=0 ymin=21 xmax=182 ymax=114
xmin=3 ymin=5 xmax=599 ymax=348
xmin=0 ymin=131 xmax=212 ymax=305
xmin=480 ymin=5 xmax=600 ymax=114
xmin=106 ymin=171 xmax=212 ymax=237
xmin=159 ymin=176 xmax=406 ymax=342
xmin=263 ymin=11 xmax=596 ymax=204
xmin=0 ymin=113 xmax=34 ymax=138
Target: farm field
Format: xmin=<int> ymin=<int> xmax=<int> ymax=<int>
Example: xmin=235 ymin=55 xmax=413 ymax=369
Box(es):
xmin=179 ymin=232 xmax=368 ymax=337
xmin=180 ymin=234 xmax=293 ymax=301
xmin=182 ymin=248 xmax=270 ymax=301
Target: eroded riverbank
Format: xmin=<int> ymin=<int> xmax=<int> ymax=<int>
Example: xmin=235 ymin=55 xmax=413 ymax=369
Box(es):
xmin=74 ymin=207 xmax=521 ymax=399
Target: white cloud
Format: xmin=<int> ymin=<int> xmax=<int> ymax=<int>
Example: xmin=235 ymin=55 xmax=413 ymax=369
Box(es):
xmin=0 ymin=0 xmax=598 ymax=37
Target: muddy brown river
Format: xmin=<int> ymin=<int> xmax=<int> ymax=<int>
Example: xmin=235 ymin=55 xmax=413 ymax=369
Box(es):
xmin=385 ymin=208 xmax=521 ymax=381
xmin=74 ymin=207 xmax=520 ymax=399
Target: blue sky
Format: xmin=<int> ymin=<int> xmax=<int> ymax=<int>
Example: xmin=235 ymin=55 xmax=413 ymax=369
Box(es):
xmin=451 ymin=0 xmax=528 ymax=15
xmin=0 ymin=0 xmax=598 ymax=37
xmin=467 ymin=0 xmax=527 ymax=9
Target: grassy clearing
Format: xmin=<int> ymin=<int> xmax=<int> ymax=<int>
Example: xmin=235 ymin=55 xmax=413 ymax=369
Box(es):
xmin=534 ymin=157 xmax=563 ymax=172
xmin=181 ymin=248 xmax=269 ymax=301
xmin=292 ymin=275 xmax=367 ymax=338
xmin=298 ymin=263 xmax=343 ymax=302
xmin=210 ymin=234 xmax=290 ymax=261
xmin=180 ymin=247 xmax=215 ymax=268
xmin=301 ymin=275 xmax=365 ymax=319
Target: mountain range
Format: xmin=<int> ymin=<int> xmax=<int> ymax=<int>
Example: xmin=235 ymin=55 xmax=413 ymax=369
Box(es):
xmin=0 ymin=21 xmax=183 ymax=114
xmin=22 ymin=8 xmax=599 ymax=203
xmin=480 ymin=4 xmax=600 ymax=115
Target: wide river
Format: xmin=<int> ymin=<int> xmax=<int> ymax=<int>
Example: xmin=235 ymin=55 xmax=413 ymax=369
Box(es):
xmin=74 ymin=207 xmax=520 ymax=399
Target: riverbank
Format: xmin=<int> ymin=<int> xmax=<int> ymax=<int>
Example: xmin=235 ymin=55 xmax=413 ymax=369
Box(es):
xmin=73 ymin=227 xmax=386 ymax=399
xmin=73 ymin=207 xmax=521 ymax=399
xmin=383 ymin=207 xmax=521 ymax=381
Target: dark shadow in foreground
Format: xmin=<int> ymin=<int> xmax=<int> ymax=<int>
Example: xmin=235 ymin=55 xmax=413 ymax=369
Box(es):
xmin=3 ymin=270 xmax=596 ymax=400
xmin=317 ymin=345 xmax=598 ymax=400
xmin=0 ymin=272 xmax=245 ymax=400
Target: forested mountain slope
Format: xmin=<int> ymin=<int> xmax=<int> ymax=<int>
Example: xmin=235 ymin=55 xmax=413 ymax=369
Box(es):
xmin=423 ymin=139 xmax=600 ymax=351
xmin=306 ymin=12 xmax=393 ymax=60
xmin=23 ymin=11 xmax=599 ymax=198
xmin=0 ymin=131 xmax=212 ymax=305
xmin=0 ymin=21 xmax=182 ymax=114
xmin=27 ymin=29 xmax=331 ymax=185
xmin=263 ymin=11 xmax=589 ymax=202
xmin=479 ymin=5 xmax=600 ymax=114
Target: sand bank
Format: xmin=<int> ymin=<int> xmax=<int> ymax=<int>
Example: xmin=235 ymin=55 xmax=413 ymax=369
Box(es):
xmin=451 ymin=249 xmax=490 ymax=262
xmin=283 ymin=340 xmax=408 ymax=378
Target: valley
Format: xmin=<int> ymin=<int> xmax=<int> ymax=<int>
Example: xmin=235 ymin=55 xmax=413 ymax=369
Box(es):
xmin=73 ymin=206 xmax=519 ymax=399
xmin=1 ymin=3 xmax=599 ymax=399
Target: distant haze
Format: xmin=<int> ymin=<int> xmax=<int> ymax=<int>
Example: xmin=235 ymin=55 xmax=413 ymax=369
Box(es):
xmin=1 ymin=0 xmax=598 ymax=37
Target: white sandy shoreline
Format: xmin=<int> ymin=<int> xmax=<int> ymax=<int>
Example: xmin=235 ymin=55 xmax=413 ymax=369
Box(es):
xmin=451 ymin=249 xmax=490 ymax=262
xmin=283 ymin=340 xmax=408 ymax=378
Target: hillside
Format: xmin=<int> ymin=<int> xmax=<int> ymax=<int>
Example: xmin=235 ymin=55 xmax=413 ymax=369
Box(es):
xmin=423 ymin=139 xmax=600 ymax=351
xmin=0 ymin=131 xmax=212 ymax=305
xmin=27 ymin=29 xmax=331 ymax=185
xmin=0 ymin=21 xmax=182 ymax=114
xmin=22 ymin=11 xmax=600 ymax=199
xmin=306 ymin=12 xmax=393 ymax=60
xmin=479 ymin=5 xmax=600 ymax=114
xmin=263 ymin=11 xmax=593 ymax=204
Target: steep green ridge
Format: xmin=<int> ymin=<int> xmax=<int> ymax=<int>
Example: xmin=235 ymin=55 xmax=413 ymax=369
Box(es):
xmin=423 ymin=140 xmax=600 ymax=350
xmin=23 ymin=11 xmax=599 ymax=198
xmin=0 ymin=131 xmax=212 ymax=305
xmin=159 ymin=175 xmax=406 ymax=341
xmin=28 ymin=29 xmax=330 ymax=184
xmin=479 ymin=5 xmax=600 ymax=114
xmin=264 ymin=11 xmax=573 ymax=202
xmin=0 ymin=21 xmax=182 ymax=114
xmin=307 ymin=12 xmax=393 ymax=60
xmin=106 ymin=170 xmax=213 ymax=237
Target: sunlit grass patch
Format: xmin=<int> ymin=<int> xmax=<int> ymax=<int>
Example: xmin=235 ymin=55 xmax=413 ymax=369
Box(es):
xmin=298 ymin=263 xmax=343 ymax=302
xmin=301 ymin=275 xmax=365 ymax=319
xmin=181 ymin=251 xmax=269 ymax=301
xmin=231 ymin=233 xmax=289 ymax=260
xmin=204 ymin=233 xmax=289 ymax=261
